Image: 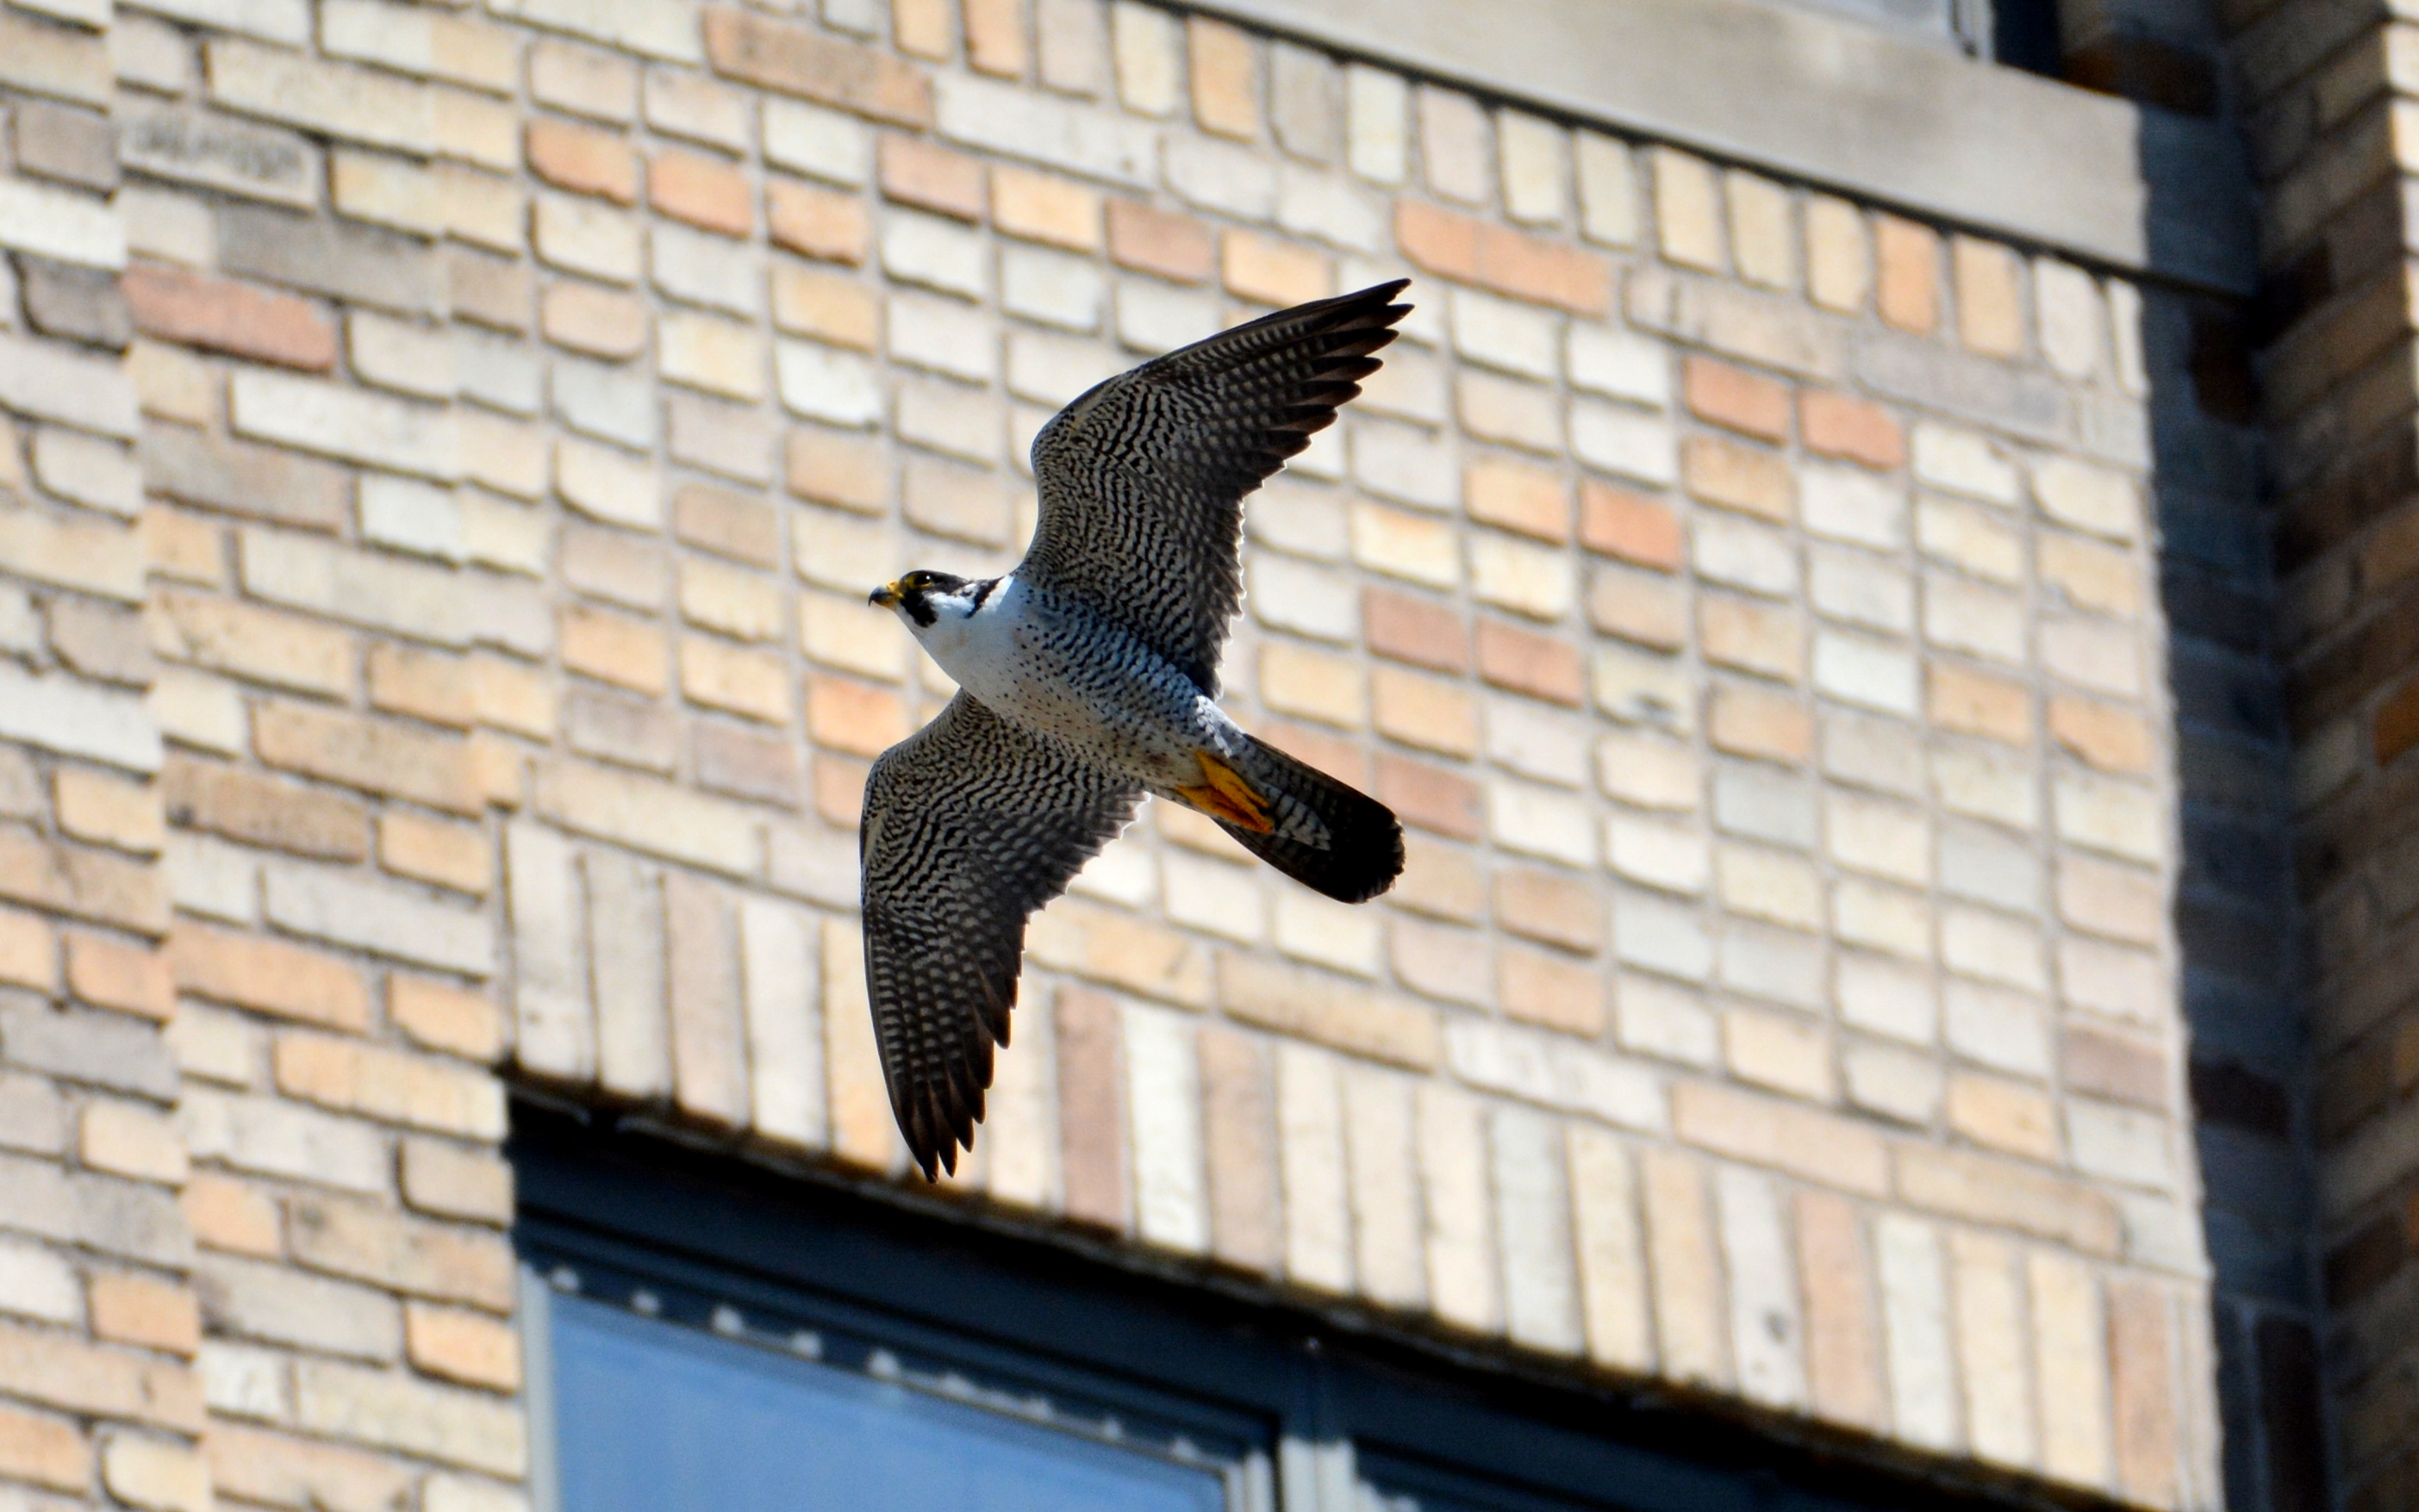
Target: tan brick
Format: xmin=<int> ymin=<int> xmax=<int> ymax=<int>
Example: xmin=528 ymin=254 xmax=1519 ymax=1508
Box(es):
xmin=2049 ymin=696 xmax=2153 ymax=774
xmin=1024 ymin=899 xmax=1211 ymax=1008
xmin=680 ymin=638 xmax=790 ymax=723
xmin=253 ymin=702 xmax=480 ymax=815
xmin=0 ymin=1319 xmax=204 ymax=1430
xmin=1948 ymin=1072 xmax=2058 ymax=1160
xmin=964 ymin=0 xmax=1028 ymax=75
xmin=1929 ymin=663 xmax=2031 ymax=744
xmin=80 ymin=1098 xmax=186 ymax=1184
xmin=561 ymin=604 xmax=668 ymax=695
xmin=140 ymin=507 xmax=226 ymax=588
xmin=168 ymin=923 xmax=369 ymax=1030
xmin=807 ymin=674 xmax=907 ymax=756
xmin=390 ymin=975 xmax=504 ymax=1062
xmin=894 ymin=0 xmax=953 ymax=59
xmin=65 ymin=934 xmax=172 ymax=1021
xmin=1377 ymin=754 xmax=1483 ymax=840
xmin=1800 ymin=391 xmax=1905 ymax=470
xmin=675 ymin=484 xmax=782 ymax=568
xmin=1874 ymin=215 xmax=1938 ymax=334
xmin=1363 ymin=587 xmax=1468 ymax=673
xmin=88 ymin=1272 xmax=200 ymax=1356
xmin=879 ymin=133 xmax=986 ymax=221
xmin=1683 ymin=357 xmax=1791 ymax=442
xmin=1709 ymin=681 xmax=1811 ymax=763
xmin=1475 ymin=618 xmax=1584 ymax=706
xmin=1371 ymin=666 xmax=1479 ymax=756
xmin=1395 ymin=199 xmax=1612 ymax=314
xmin=122 ymin=263 xmax=338 ymax=372
xmin=161 ymin=757 xmax=369 ymax=862
xmin=152 ymin=589 xmax=357 ymax=699
xmin=396 ymin=1146 xmax=514 ymax=1243
xmin=1224 ymin=230 xmax=1330 ymax=306
xmin=53 ymin=768 xmax=163 ymax=857
xmin=1671 ymin=1080 xmax=1888 ymax=1195
xmin=767 ymin=178 xmax=872 ymax=264
xmin=1805 ymin=196 xmax=1868 ymax=312
xmin=2106 ymin=1279 xmax=2181 ymax=1506
xmin=0 ymin=1401 xmax=87 ymax=1493
xmin=407 ymin=1302 xmax=522 ymax=1391
xmin=184 ymin=1173 xmax=283 ymax=1258
xmin=378 ymin=812 xmax=494 ymax=897
xmin=1952 ymin=236 xmax=2023 ymax=358
xmin=1650 ymin=146 xmax=1724 ymax=271
xmin=1892 ymin=1144 xmax=2122 ymax=1254
xmin=993 ymin=165 xmax=1101 ymax=250
xmin=1796 ymin=1190 xmax=1886 ymax=1432
xmin=207 ymin=1424 xmax=412 ymax=1512
xmin=103 ymin=1434 xmax=209 ymax=1512
xmin=0 ymin=905 xmax=56 ymax=992
xmin=1579 ymin=480 xmax=1684 ymax=570
xmin=1465 ymin=457 xmax=1571 ymax=543
xmin=1218 ymin=953 xmax=1439 ymax=1068
xmin=0 ymin=827 xmax=167 ymax=936
xmin=2039 ymin=533 xmax=2140 ymax=619
xmin=366 ymin=643 xmax=475 ymax=730
xmin=1588 ymin=563 xmax=1686 ymax=650
xmin=1699 ymin=596 xmax=1804 ymax=681
xmin=1682 ymin=434 xmax=1792 ymax=522
xmin=1189 ymin=16 xmax=1259 ymax=138
xmin=650 ymin=149 xmax=752 ymax=236
xmin=787 ymin=427 xmax=888 ymax=513
xmin=527 ymin=116 xmax=637 ymax=203
xmin=542 ymin=280 xmax=649 ymax=359
xmin=1495 ymin=868 xmax=1604 ymax=953
xmin=1499 ymin=945 xmax=1606 ymax=1036
xmin=1108 ymin=199 xmax=1213 ymax=282
xmin=287 ymin=1192 xmax=515 ymax=1310
xmin=1261 ymin=640 xmax=1366 ymax=726
xmin=702 ymin=8 xmax=932 ymax=127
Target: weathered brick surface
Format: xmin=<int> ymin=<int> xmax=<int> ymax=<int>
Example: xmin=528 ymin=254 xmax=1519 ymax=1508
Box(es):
xmin=0 ymin=1 xmax=2257 ymax=1507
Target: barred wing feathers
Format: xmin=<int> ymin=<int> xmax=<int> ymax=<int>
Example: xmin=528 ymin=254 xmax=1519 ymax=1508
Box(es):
xmin=858 ymin=692 xmax=1142 ymax=1179
xmin=1023 ymin=279 xmax=1412 ymax=694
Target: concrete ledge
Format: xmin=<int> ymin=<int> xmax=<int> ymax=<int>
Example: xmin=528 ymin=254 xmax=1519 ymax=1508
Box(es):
xmin=1200 ymin=0 xmax=2255 ymax=294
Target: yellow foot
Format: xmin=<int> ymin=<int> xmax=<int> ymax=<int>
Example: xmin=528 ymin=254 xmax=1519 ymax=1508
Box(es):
xmin=1175 ymin=750 xmax=1274 ymax=833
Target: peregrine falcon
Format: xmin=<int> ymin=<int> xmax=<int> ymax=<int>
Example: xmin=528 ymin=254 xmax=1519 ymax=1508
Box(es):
xmin=863 ymin=280 xmax=1413 ymax=1179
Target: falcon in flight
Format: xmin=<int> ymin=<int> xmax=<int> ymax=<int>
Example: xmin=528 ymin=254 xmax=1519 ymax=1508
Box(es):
xmin=863 ymin=280 xmax=1413 ymax=1179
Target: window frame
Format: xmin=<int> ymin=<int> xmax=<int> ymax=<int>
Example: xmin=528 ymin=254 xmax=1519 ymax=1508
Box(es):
xmin=510 ymin=1104 xmax=2065 ymax=1512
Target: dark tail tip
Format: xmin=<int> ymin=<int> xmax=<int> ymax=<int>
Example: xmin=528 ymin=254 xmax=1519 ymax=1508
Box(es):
xmin=1219 ymin=738 xmax=1405 ymax=904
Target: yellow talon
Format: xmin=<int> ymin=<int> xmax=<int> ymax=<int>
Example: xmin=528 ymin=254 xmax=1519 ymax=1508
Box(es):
xmin=1175 ymin=750 xmax=1274 ymax=833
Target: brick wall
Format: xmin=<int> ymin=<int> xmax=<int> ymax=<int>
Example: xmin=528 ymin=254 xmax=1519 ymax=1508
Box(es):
xmin=0 ymin=0 xmax=2265 ymax=1506
xmin=2226 ymin=0 xmax=2419 ymax=1504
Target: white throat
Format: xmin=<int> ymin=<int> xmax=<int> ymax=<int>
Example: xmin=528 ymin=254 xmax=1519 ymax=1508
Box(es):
xmin=911 ymin=574 xmax=1024 ymax=694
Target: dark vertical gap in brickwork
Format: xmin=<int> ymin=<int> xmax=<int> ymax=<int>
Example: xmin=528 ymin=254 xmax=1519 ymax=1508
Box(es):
xmin=2134 ymin=28 xmax=2327 ymax=1500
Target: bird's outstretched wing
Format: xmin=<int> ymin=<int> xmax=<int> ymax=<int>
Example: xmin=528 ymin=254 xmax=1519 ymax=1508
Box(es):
xmin=860 ymin=691 xmax=1143 ymax=1179
xmin=1022 ymin=280 xmax=1411 ymax=694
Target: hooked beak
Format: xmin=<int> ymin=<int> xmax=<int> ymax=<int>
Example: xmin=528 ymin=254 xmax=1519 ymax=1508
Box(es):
xmin=869 ymin=580 xmax=902 ymax=608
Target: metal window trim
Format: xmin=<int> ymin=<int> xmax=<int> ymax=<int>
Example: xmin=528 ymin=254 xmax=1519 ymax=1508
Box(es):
xmin=508 ymin=1108 xmax=2070 ymax=1512
xmin=1180 ymin=0 xmax=2255 ymax=295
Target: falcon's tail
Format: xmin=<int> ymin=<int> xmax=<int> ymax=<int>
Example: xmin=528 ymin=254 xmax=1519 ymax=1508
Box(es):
xmin=1210 ymin=737 xmax=1404 ymax=904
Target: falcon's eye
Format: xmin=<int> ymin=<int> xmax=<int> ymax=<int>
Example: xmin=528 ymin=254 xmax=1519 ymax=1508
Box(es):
xmin=903 ymin=572 xmax=929 ymax=589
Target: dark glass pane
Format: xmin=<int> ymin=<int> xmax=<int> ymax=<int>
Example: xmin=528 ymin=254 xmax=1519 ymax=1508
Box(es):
xmin=552 ymin=1292 xmax=1227 ymax=1512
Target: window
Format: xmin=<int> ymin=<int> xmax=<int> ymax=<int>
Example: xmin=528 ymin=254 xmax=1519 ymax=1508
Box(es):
xmin=514 ymin=1108 xmax=2022 ymax=1512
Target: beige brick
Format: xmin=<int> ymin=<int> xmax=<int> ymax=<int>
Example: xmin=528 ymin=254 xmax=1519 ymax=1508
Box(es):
xmin=1950 ymin=1229 xmax=2036 ymax=1469
xmin=1642 ymin=1146 xmax=1727 ymax=1386
xmin=254 ymin=701 xmax=480 ymax=815
xmin=88 ymin=1272 xmax=201 ymax=1356
xmin=1893 ymin=1144 xmax=2122 ymax=1254
xmin=0 ymin=906 xmax=56 ymax=993
xmin=207 ymin=1424 xmax=414 ymax=1512
xmin=402 ymin=1137 xmax=515 ymax=1227
xmin=50 ymin=768 xmax=161 ymax=856
xmin=152 ymin=589 xmax=357 ymax=699
xmin=292 ymin=1358 xmax=523 ymax=1476
xmin=1952 ymin=236 xmax=2024 ymax=357
xmin=1260 ymin=640 xmax=1366 ymax=727
xmin=1726 ymin=171 xmax=1795 ymax=289
xmin=1874 ymin=215 xmax=1938 ymax=334
xmin=1650 ymin=147 xmax=1723 ymax=271
xmin=1188 ymin=16 xmax=1259 ymax=139
xmin=1371 ymin=666 xmax=1479 ymax=756
xmin=1672 ymin=1080 xmax=1886 ymax=1195
xmin=1724 ymin=1006 xmax=1830 ymax=1098
xmin=276 ymin=1031 xmax=506 ymax=1138
xmin=1218 ymin=953 xmax=1438 ymax=1068
xmin=681 ymin=638 xmax=791 ymax=723
xmin=287 ymin=1192 xmax=514 ymax=1310
xmin=408 ymin=1302 xmax=522 ymax=1391
xmin=391 ymin=975 xmax=504 ymax=1064
xmin=103 ymin=1434 xmax=210 ymax=1512
xmin=182 ymin=1173 xmax=281 ymax=1258
xmin=169 ymin=923 xmax=369 ymax=1030
xmin=81 ymin=1098 xmax=188 ymax=1184
xmin=0 ymin=1319 xmax=204 ymax=1430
